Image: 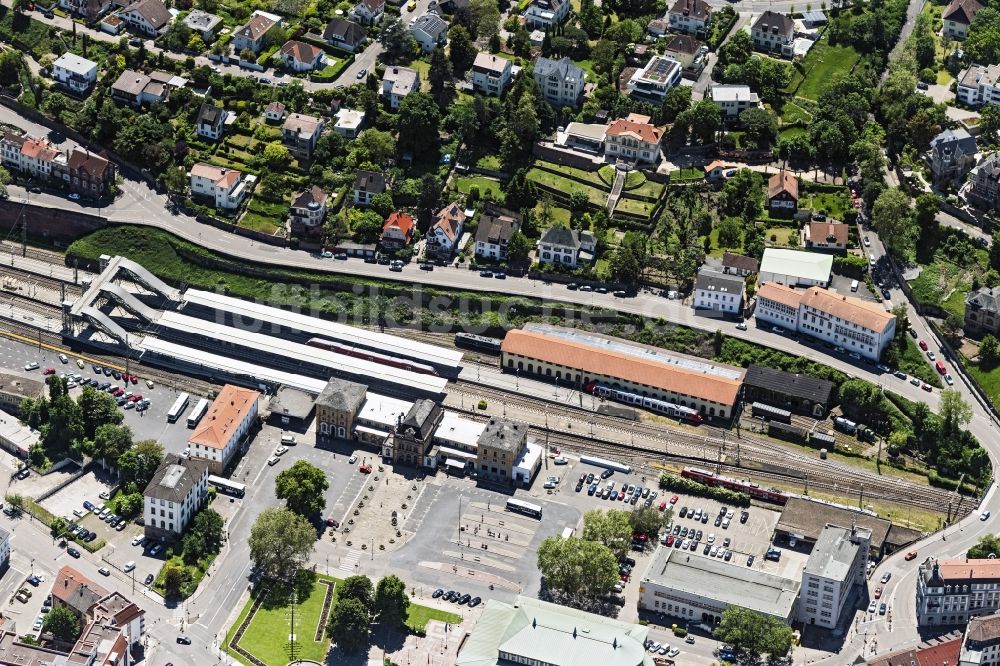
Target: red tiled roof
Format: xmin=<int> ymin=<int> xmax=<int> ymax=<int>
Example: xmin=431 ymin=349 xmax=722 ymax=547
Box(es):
xmin=383 ymin=211 xmax=415 ymax=237
xmin=607 ymin=113 xmax=662 ymax=145
xmin=768 ymin=169 xmax=798 ymax=200
xmin=280 ymin=40 xmax=323 ymax=63
xmin=189 ymin=384 xmax=260 ymax=450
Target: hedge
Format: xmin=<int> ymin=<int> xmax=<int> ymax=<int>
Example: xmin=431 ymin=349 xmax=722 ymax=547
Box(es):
xmin=658 ymin=473 xmax=751 ymax=506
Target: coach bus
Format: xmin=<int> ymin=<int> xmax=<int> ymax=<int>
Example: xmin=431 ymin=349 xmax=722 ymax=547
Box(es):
xmin=208 ymin=475 xmax=246 ymax=498
xmin=186 ymin=398 xmax=210 ymax=429
xmin=505 ymin=498 xmax=543 ymax=519
xmin=167 ymin=392 xmax=190 ymax=423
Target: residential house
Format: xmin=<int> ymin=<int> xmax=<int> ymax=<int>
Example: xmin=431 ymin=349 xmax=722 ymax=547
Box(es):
xmin=723 ymin=251 xmax=759 ymax=276
xmin=118 ymin=0 xmax=171 ymax=36
xmin=67 ymin=148 xmax=116 ymax=197
xmin=60 ymin=0 xmax=110 ymax=22
xmin=354 ymin=170 xmax=386 ymax=205
xmin=943 ymin=0 xmax=983 ymax=40
xmin=110 ymin=69 xmax=169 ymax=106
xmin=382 ymin=66 xmax=420 ymax=109
xmin=283 ymin=113 xmax=324 ymax=159
xmin=960 ymin=611 xmax=1000 ymax=666
xmin=183 ymin=9 xmax=222 ymax=39
xmin=189 ymin=163 xmax=250 ymax=210
xmin=803 ymin=221 xmax=849 ymax=252
xmin=668 ymin=0 xmax=712 ymax=35
xmin=427 ymin=202 xmax=465 ymax=258
xmin=708 ymin=84 xmax=761 ymax=120
xmin=142 ymin=454 xmax=209 ymax=540
xmin=232 ymin=12 xmax=278 ymax=54
xmin=647 ymin=18 xmax=669 ymax=38
xmin=289 ymin=185 xmax=328 ymax=237
xmin=351 ymin=0 xmax=385 ymax=25
xmin=52 ymin=53 xmax=98 ymax=94
xmin=626 ymin=55 xmax=683 ymax=104
xmin=928 ymin=127 xmax=978 ymax=185
xmin=280 ymin=40 xmax=326 ymax=72
xmin=704 ymin=160 xmax=727 ymax=180
xmin=382 ymin=211 xmax=415 ymax=250
xmin=604 ymin=113 xmax=663 ymax=165
xmin=965 ymin=286 xmax=1000 ymax=336
xmin=334 ymin=108 xmax=365 ymax=139
xmin=664 ymin=34 xmax=703 ymax=70
xmin=472 ymin=53 xmax=513 ymax=96
xmin=0 ymin=134 xmax=65 ymax=180
xmin=187 ymin=384 xmax=260 ymax=474
xmin=410 ymin=14 xmax=448 ymax=53
xmin=768 ymin=169 xmax=798 ymax=215
xmin=524 ymin=0 xmax=569 ymax=29
xmin=917 ymin=558 xmax=1000 ymax=626
xmin=52 ymin=566 xmax=109 ymax=619
xmin=751 ymin=11 xmax=795 ymax=56
xmin=694 ymin=268 xmax=745 ymax=315
xmin=968 ymin=152 xmax=1000 ymax=211
xmin=324 ymin=18 xmax=366 ymax=52
xmin=537 ymin=226 xmax=596 ymax=268
xmin=957 ymin=63 xmax=1000 ymax=106
xmin=265 ymin=101 xmax=286 ymax=122
xmin=475 ymin=207 xmax=519 ymax=261
xmin=533 ymin=57 xmax=585 ymax=109
xmin=196 ymin=102 xmax=225 ymax=141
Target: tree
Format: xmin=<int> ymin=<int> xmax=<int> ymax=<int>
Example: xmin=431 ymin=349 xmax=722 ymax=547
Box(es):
xmin=351 ymin=210 xmax=386 ymax=244
xmin=581 ymin=509 xmax=633 ymax=559
xmin=536 ymin=536 xmax=619 ymax=599
xmin=659 ymin=85 xmax=691 ymax=124
xmin=397 ymin=93 xmax=441 ymax=154
xmin=261 ymin=142 xmax=291 ymax=171
xmin=969 ymin=533 xmax=1000 ymax=559
xmin=982 ymin=103 xmax=1000 ymax=139
xmin=991 ymin=232 xmax=1000 ymax=272
xmin=275 ymin=460 xmax=329 ymax=517
xmin=0 ymin=51 xmax=22 ymax=87
xmin=568 ymin=189 xmax=589 ymax=213
xmin=248 ymin=507 xmax=316 ymax=581
xmin=380 ymin=17 xmax=416 ymax=63
xmin=374 ymin=575 xmax=409 ymax=626
xmin=714 ymin=606 xmax=794 ymax=660
xmin=90 ymin=423 xmax=132 ymax=469
xmin=915 ymin=192 xmax=941 ymax=243
xmin=721 ymin=169 xmax=764 ymax=222
xmin=448 ymin=25 xmax=477 ymax=76
xmin=354 ymin=129 xmax=396 ymax=166
xmin=686 ymin=100 xmax=721 ymax=145
xmin=327 ymin=598 xmax=370 ymax=653
xmin=161 ymin=166 xmax=188 ymax=196
xmin=872 ymin=188 xmax=916 ymax=257
xmin=980 ymin=335 xmax=1000 ymax=369
xmin=940 ymin=389 xmax=973 ymax=434
xmin=370 ymin=192 xmax=394 ymax=218
xmin=716 ymin=217 xmax=742 ymax=249
xmin=506 ymin=230 xmax=532 ymax=265
xmin=117 ymin=439 xmax=163 ymax=487
xmin=116 ymin=492 xmax=143 ymax=518
xmin=340 ymin=575 xmax=374 ymax=611
xmin=182 ymin=508 xmax=223 ymax=563
xmin=428 ymin=47 xmax=455 ymax=108
xmin=163 ymin=564 xmax=185 ymax=597
xmin=629 ymin=505 xmax=669 ymax=537
xmin=739 ymin=106 xmax=778 ymax=149
xmin=43 ymin=606 xmax=81 ymax=642
xmin=471 ymin=0 xmax=500 ymax=45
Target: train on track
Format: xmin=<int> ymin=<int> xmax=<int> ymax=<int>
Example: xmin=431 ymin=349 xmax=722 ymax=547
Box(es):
xmin=681 ymin=466 xmax=790 ymax=504
xmin=584 ymin=382 xmax=703 ymax=424
xmin=305 ymin=337 xmax=439 ymax=376
xmin=751 ymin=402 xmax=792 ymax=424
xmin=454 ymin=332 xmax=503 ymax=354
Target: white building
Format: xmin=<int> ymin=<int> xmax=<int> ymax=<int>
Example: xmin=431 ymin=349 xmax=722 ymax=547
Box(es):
xmin=694 ymin=268 xmax=744 ymax=315
xmin=188 ymin=384 xmax=260 ymax=474
xmin=668 ymin=0 xmax=712 ymax=35
xmin=533 ymin=57 xmax=585 ymax=109
xmin=426 ymin=202 xmax=466 ymax=258
xmin=232 ymin=11 xmax=279 ymax=54
xmin=410 ymin=14 xmax=448 ymax=53
xmin=0 ymin=527 xmax=10 ymax=570
xmin=755 ymin=283 xmax=897 ymax=361
xmin=708 ymin=84 xmax=761 ymax=120
xmin=189 ymin=163 xmax=250 ymax=210
xmin=604 ymin=113 xmax=663 ymax=165
xmin=334 ymin=108 xmax=365 ymax=139
xmin=183 ymin=9 xmax=222 ymax=39
xmin=918 ymin=558 xmax=1000 ymax=627
xmin=961 ymin=611 xmax=1000 ymax=666
xmin=475 ymin=209 xmax=519 ymax=260
xmin=382 ymin=66 xmax=420 ymax=110
xmin=537 ymin=227 xmax=595 ymax=268
xmin=280 ymin=40 xmax=327 ymax=72
xmin=957 ymin=63 xmax=1000 ymax=107
xmin=472 ymin=53 xmax=513 ymax=97
xmin=117 ymin=0 xmax=172 ymax=37
xmin=52 ymin=53 xmax=98 ymax=94
xmin=639 ymin=544 xmax=801 ymax=625
xmin=626 ymin=56 xmax=683 ymax=104
xmin=524 ymin=0 xmax=569 ymax=29
xmin=351 ymin=0 xmax=385 ymax=25
xmin=799 ymin=524 xmax=870 ymax=629
xmin=142 ymin=454 xmax=209 ymax=539
xmin=0 ymin=134 xmax=65 ymax=180
xmin=758 ymin=248 xmax=833 ymax=288
xmin=288 ymin=185 xmax=328 ymax=236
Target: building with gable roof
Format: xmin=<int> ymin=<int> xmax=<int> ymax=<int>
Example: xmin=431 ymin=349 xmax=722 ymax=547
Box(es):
xmin=965 ymin=285 xmax=1000 ymax=336
xmin=0 ymin=133 xmax=66 ymax=180
xmin=537 ymin=227 xmax=595 ymax=268
xmin=351 ymin=0 xmax=385 ymax=25
xmin=768 ymin=169 xmax=799 ymax=215
xmin=381 ymin=65 xmax=420 ymax=109
xmin=233 ymin=11 xmax=279 ymax=54
xmin=117 ymin=0 xmax=171 ymax=36
xmin=143 ymin=453 xmax=209 ymax=538
xmin=722 ymin=251 xmax=759 ymax=276
xmin=324 ymin=17 xmax=366 ymax=52
xmin=60 ymin=0 xmax=111 ymax=22
xmin=387 ymin=399 xmax=443 ymax=466
xmin=918 ymin=558 xmax=1000 ymax=626
xmin=929 ymin=127 xmax=978 ymax=185
xmin=751 ymin=10 xmax=795 ymax=56
xmin=604 ymin=113 xmax=663 ymax=164
xmin=110 ymin=69 xmax=171 ymax=107
xmin=68 ymin=148 xmax=116 ymax=197
xmin=693 ymin=268 xmax=744 ymax=314
xmin=280 ymin=40 xmax=327 ymax=72
xmin=969 ymin=152 xmax=1000 ymax=211
xmin=944 ymin=0 xmax=983 ymax=39
xmin=475 ymin=206 xmax=520 ymax=261
xmin=315 ymin=378 xmax=368 ymax=442
xmin=668 ymin=0 xmax=712 ymax=35
xmin=382 ymin=211 xmax=415 ymax=250
xmin=533 ymin=57 xmax=586 ymax=108
xmin=196 ymin=102 xmax=225 ymax=141
xmin=53 ymin=566 xmax=109 ymax=618
xmin=410 ymin=14 xmax=449 ymax=52
xmin=354 ymin=170 xmax=386 ymax=205
xmin=189 ymin=163 xmax=249 ymax=209
xmin=868 ymin=635 xmax=963 ymax=666
xmin=803 ymin=221 xmax=849 ymax=252
xmin=961 ymin=611 xmax=1000 ymax=666
xmin=664 ymin=34 xmax=703 ymax=70
xmin=426 ymin=202 xmax=466 ymax=258
xmin=187 ymin=384 xmax=260 ymax=473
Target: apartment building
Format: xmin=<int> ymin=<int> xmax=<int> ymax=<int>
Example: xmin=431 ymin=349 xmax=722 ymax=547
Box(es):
xmin=708 ymin=84 xmax=761 ymax=120
xmin=52 ymin=53 xmax=98 ymax=94
xmin=968 ymin=152 xmax=1000 ymax=211
xmin=957 ymin=63 xmax=1000 ymax=107
xmin=751 ymin=11 xmax=794 ymax=56
xmin=475 ymin=207 xmax=519 ymax=261
xmin=693 ymin=268 xmax=744 ymax=315
xmin=472 ymin=53 xmax=513 ymax=96
xmin=604 ymin=113 xmax=663 ymax=165
xmin=282 ymin=113 xmax=324 ymax=159
xmin=67 ymin=148 xmax=116 ymax=197
xmin=626 ymin=55 xmax=683 ymax=104
xmin=142 ymin=454 xmax=209 ymax=540
xmin=533 ymin=57 xmax=585 ymax=109
xmin=918 ymin=558 xmax=1000 ymax=627
xmin=232 ymin=11 xmax=279 ymax=54
xmin=524 ymin=0 xmax=569 ymax=28
xmin=381 ymin=66 xmax=420 ymax=109
xmin=798 ymin=524 xmax=870 ymax=629
xmin=189 ymin=163 xmax=250 ymax=210
xmin=668 ymin=0 xmax=712 ymax=35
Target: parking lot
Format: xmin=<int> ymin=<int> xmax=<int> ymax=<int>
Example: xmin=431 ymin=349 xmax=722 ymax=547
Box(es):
xmin=39 ymin=470 xmax=113 ymax=520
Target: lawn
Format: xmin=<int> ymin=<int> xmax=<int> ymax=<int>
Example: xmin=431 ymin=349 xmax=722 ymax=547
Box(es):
xmin=795 ymin=36 xmax=862 ymax=101
xmin=708 ymin=226 xmax=743 ymax=258
xmin=454 ymin=176 xmax=503 ymax=199
xmin=780 ymin=101 xmax=813 ymax=125
xmin=624 ymin=170 xmax=648 ymax=189
xmin=936 ymin=68 xmax=953 ymax=85
xmin=894 ymin=335 xmax=943 ymax=387
xmin=778 ymin=126 xmax=808 ymax=142
xmin=908 ymin=260 xmax=974 ymax=319
xmin=405 ymin=603 xmax=462 ymax=633
xmin=526 ymin=169 xmax=607 ymax=207
xmin=628 ymin=179 xmax=666 ymax=200
xmin=965 ymin=359 xmax=1000 ymax=412
xmin=800 ymin=190 xmax=852 ymax=220
xmin=407 ymin=59 xmax=432 ymax=92
xmin=536 ymin=160 xmax=607 ymax=189
xmin=475 ymin=154 xmax=502 ymax=171
xmin=615 ymin=196 xmax=655 ymax=218
xmin=670 ymin=166 xmax=704 ymax=182
xmin=533 ymin=202 xmax=572 ymax=227
xmin=764 ymin=226 xmax=798 ymax=246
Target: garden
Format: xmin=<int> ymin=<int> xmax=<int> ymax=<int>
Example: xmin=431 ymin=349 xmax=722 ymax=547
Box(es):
xmin=787 ymin=34 xmax=863 ymax=102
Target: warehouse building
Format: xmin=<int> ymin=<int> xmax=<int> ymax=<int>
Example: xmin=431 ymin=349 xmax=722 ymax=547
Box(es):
xmin=775 ymin=497 xmax=891 ymax=559
xmin=759 ymin=248 xmax=833 ymax=288
xmin=501 ymin=324 xmax=744 ymax=420
xmin=742 ymin=364 xmax=834 ymax=417
xmin=639 ymin=545 xmax=801 ymax=624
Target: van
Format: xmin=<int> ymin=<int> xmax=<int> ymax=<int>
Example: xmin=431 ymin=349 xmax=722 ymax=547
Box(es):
xmin=280 ymin=434 xmax=296 ymax=445
xmin=850 ymin=280 xmax=859 ymax=292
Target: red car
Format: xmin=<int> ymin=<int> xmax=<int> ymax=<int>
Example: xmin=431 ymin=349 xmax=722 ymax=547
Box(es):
xmin=665 ymin=535 xmax=675 ymax=546
xmin=325 ymin=516 xmax=340 ymax=528
xmin=669 ymin=495 xmax=679 ymax=504
xmin=874 ymin=586 xmax=883 ymax=599
xmin=633 ymin=533 xmax=649 ymax=542
xmin=112 ymin=387 xmax=124 ymax=397
xmin=905 ymin=550 xmax=918 ymax=561
xmin=359 ymin=464 xmax=372 ymax=474
xmin=919 ymin=340 xmax=928 ymax=351
xmin=922 ymin=383 xmax=932 ymax=392
xmin=935 ymin=361 xmax=946 ymax=375
xmin=43 ymin=368 xmax=55 ymax=375
xmin=658 ymin=501 xmax=667 ymax=511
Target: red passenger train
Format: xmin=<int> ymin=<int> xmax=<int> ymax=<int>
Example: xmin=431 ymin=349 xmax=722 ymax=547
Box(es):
xmin=681 ymin=467 xmax=790 ymax=505
xmin=305 ymin=337 xmax=439 ymax=376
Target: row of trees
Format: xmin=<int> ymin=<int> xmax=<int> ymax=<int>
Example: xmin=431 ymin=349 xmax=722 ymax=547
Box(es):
xmin=327 ymin=575 xmax=410 ymax=653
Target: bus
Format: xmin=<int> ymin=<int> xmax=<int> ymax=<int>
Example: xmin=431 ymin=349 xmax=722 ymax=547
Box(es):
xmin=505 ymin=498 xmax=542 ymax=519
xmin=186 ymin=398 xmax=210 ymax=428
xmin=208 ymin=475 xmax=246 ymax=498
xmin=167 ymin=392 xmax=190 ymax=423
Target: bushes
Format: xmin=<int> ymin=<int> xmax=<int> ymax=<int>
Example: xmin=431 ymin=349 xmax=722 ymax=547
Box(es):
xmin=833 ymin=254 xmax=868 ymax=279
xmin=658 ymin=473 xmax=751 ymax=507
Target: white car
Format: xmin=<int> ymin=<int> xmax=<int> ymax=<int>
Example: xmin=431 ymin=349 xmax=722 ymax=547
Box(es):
xmin=33 ymin=616 xmax=43 ymax=631
xmin=59 ymin=354 xmax=68 ymax=363
xmin=24 ymin=362 xmax=38 ymax=371
xmin=123 ymin=561 xmax=135 ymax=573
xmin=131 ymin=535 xmax=144 ymax=547
xmin=735 ymin=322 xmax=747 ymax=331
xmin=668 ymin=648 xmax=681 ymax=658
xmin=982 ymin=511 xmax=991 ymax=521
xmin=274 ymin=446 xmax=288 ymax=456
xmin=348 ymin=454 xmax=358 ymax=464
xmin=864 ymin=236 xmax=871 ymax=247
xmin=267 ymin=456 xmax=280 ymax=466
xmin=553 ymin=456 xmax=568 ymax=465
xmin=945 ymin=374 xmax=954 ymax=386
xmin=868 ymin=601 xmax=878 ymax=613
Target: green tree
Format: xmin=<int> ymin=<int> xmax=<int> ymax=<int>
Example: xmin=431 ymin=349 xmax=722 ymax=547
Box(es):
xmin=370 ymin=192 xmax=394 ymax=219
xmin=397 ymin=93 xmax=441 ymax=154
xmin=506 ymin=230 xmax=532 ymax=265
xmin=716 ymin=217 xmax=742 ymax=249
xmin=43 ymin=606 xmax=81 ymax=642
xmin=471 ymin=0 xmax=500 ymax=45
xmin=568 ymin=190 xmax=589 ymax=213
xmin=969 ymin=533 xmax=1000 ymax=558
xmin=117 ymin=439 xmax=163 ymax=487
xmin=685 ymin=100 xmax=721 ymax=144
xmin=659 ymin=85 xmax=691 ymax=124
xmin=163 ymin=564 xmax=185 ymax=597
xmin=248 ymin=507 xmax=316 ymax=581
xmin=980 ymin=334 xmax=1000 ymax=369
xmin=90 ymin=423 xmax=132 ymax=469
xmin=161 ymin=167 xmax=188 ymax=196
xmin=50 ymin=516 xmax=67 ymax=539
xmin=351 ymin=209 xmax=387 ymax=244
xmin=428 ymin=47 xmax=455 ymax=108
xmin=629 ymin=505 xmax=669 ymax=537
xmin=0 ymin=51 xmax=22 ymax=87
xmin=448 ymin=25 xmax=477 ymax=76
xmin=182 ymin=508 xmax=223 ymax=563
xmin=714 ymin=606 xmax=794 ymax=660
xmin=739 ymin=106 xmax=778 ymax=149
xmin=982 ymin=103 xmax=1000 ymax=139
xmin=940 ymin=388 xmax=973 ymax=434
xmin=373 ymin=575 xmax=409 ymax=627
xmin=116 ymin=492 xmax=143 ymax=518
xmin=581 ymin=509 xmax=633 ymax=559
xmin=915 ymin=192 xmax=941 ymax=243
xmin=327 ymin=598 xmax=370 ymax=653
xmin=275 ymin=460 xmax=329 ymax=517
xmin=261 ymin=142 xmax=291 ymax=171
xmin=872 ymin=188 xmax=916 ymax=257
xmin=340 ymin=575 xmax=374 ymax=611
xmin=354 ymin=129 xmax=396 ymax=166
xmin=380 ymin=17 xmax=416 ymax=63
xmin=721 ymin=169 xmax=764 ymax=222
xmin=536 ymin=536 xmax=619 ymax=599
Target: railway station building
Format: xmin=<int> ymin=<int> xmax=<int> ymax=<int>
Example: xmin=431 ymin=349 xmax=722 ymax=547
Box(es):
xmin=500 ymin=324 xmax=744 ymax=420
xmin=315 ymin=378 xmax=369 ymax=441
xmin=386 ymin=399 xmax=443 ymax=467
xmin=187 ymin=384 xmax=260 ymax=474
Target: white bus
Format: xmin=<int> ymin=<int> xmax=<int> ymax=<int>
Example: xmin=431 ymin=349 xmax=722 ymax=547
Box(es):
xmin=505 ymin=498 xmax=542 ymax=519
xmin=186 ymin=398 xmax=210 ymax=428
xmin=167 ymin=392 xmax=190 ymax=423
xmin=207 ymin=475 xmax=245 ymax=498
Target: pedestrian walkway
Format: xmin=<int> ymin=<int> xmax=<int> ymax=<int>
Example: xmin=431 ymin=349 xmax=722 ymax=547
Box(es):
xmin=335 ymin=549 xmax=362 ymax=577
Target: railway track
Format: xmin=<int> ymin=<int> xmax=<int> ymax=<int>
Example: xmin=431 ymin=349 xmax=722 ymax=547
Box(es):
xmin=0 ymin=264 xmax=84 ymax=298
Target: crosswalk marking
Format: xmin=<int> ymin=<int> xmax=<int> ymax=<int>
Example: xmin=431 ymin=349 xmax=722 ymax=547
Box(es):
xmin=336 ymin=549 xmax=362 ymax=576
